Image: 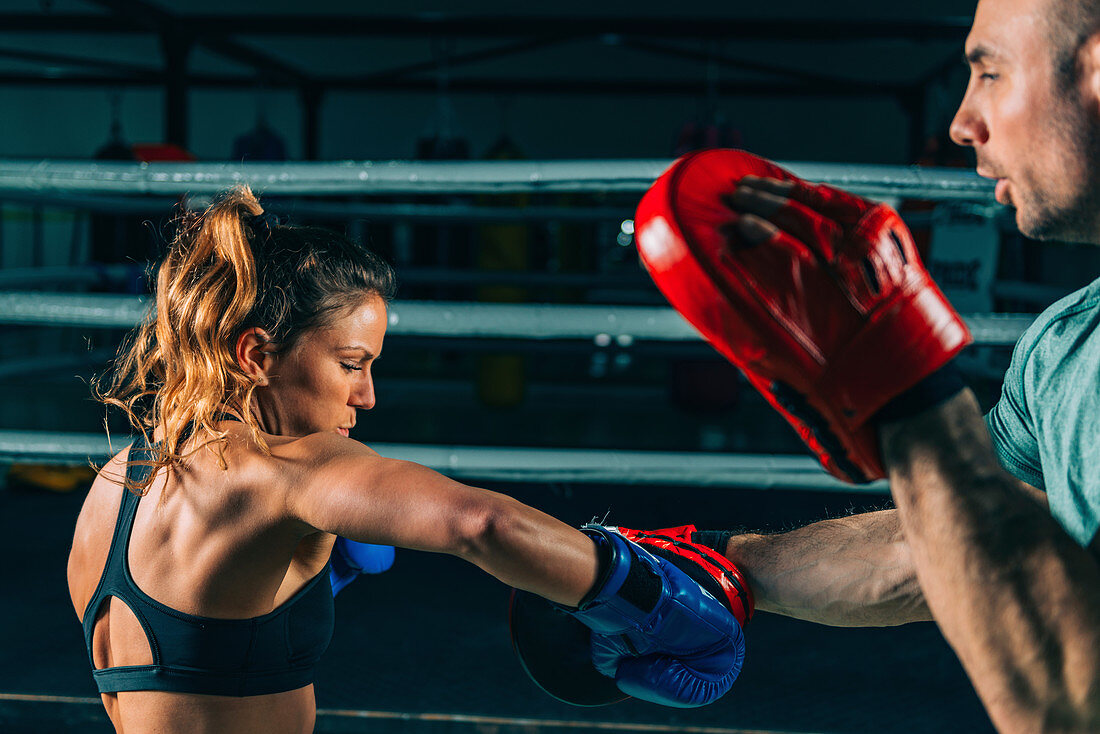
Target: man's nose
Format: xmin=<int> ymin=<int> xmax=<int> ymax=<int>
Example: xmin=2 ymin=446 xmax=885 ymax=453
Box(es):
xmin=949 ymin=95 xmax=988 ymax=148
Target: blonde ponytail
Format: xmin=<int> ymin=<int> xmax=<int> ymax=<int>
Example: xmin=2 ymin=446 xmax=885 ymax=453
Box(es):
xmin=97 ymin=187 xmax=274 ymax=492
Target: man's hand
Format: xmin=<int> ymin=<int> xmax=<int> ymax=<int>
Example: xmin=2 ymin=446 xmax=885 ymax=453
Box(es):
xmin=635 ymin=149 xmax=971 ymax=482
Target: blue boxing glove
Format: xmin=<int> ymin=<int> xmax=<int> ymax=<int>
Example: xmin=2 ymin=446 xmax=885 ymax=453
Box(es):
xmin=329 ymin=537 xmax=395 ymax=596
xmin=565 ymin=525 xmax=745 ymax=708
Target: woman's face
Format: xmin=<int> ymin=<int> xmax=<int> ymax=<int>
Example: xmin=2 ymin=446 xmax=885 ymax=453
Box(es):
xmin=254 ymin=294 xmax=388 ymax=438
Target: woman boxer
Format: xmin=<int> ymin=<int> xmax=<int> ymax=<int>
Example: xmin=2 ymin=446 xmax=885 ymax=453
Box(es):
xmin=66 ymin=186 xmax=744 ymax=733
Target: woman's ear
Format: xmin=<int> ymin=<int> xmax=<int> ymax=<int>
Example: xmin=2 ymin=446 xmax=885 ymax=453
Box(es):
xmin=236 ymin=328 xmax=277 ymax=386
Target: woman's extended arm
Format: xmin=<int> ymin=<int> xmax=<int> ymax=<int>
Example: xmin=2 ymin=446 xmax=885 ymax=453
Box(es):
xmin=281 ymin=434 xmax=599 ymax=606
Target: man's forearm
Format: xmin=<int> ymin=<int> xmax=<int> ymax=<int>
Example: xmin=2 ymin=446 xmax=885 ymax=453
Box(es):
xmin=724 ymin=509 xmax=931 ymax=627
xmin=881 ymin=390 xmax=1100 ymax=734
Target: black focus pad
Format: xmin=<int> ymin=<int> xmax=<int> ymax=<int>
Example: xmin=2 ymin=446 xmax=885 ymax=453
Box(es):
xmin=508 ymin=545 xmax=736 ymax=707
xmin=507 ymin=588 xmax=627 ymax=707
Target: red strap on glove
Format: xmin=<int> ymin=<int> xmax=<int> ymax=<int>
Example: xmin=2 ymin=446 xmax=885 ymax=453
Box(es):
xmin=616 ymin=524 xmax=753 ymax=626
xmin=635 ymin=149 xmax=972 ymax=482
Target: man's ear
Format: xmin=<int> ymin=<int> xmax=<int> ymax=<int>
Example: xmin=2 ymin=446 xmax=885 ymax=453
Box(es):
xmin=1078 ymin=32 xmax=1100 ymax=111
xmin=236 ymin=327 xmax=277 ymax=386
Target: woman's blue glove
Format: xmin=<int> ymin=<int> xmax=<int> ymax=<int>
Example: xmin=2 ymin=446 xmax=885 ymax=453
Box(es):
xmin=329 ymin=537 xmax=395 ymax=596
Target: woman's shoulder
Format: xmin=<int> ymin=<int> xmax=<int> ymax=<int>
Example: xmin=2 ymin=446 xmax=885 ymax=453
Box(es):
xmin=68 ymin=443 xmax=135 ymax=618
xmin=80 ymin=442 xmax=134 ymax=522
xmin=220 ymin=429 xmax=384 ymax=534
xmin=216 ymin=427 xmax=379 ymax=499
xmin=279 ymin=431 xmax=379 ymax=457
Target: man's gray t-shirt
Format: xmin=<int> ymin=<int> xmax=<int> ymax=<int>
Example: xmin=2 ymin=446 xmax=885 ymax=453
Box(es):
xmin=985 ymin=278 xmax=1100 ymax=547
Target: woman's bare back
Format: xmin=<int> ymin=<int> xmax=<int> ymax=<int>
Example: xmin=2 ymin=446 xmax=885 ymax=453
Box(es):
xmin=67 ymin=427 xmax=334 ymax=734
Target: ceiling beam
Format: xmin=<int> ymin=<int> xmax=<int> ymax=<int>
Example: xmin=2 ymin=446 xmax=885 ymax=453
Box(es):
xmin=2 ymin=13 xmax=972 ymax=42
xmin=0 ymin=13 xmax=145 ymax=32
xmin=362 ymin=36 xmax=572 ymax=85
xmin=619 ymin=37 xmax=869 ymax=89
xmin=79 ymin=1 xmax=314 ymax=86
xmin=0 ymin=46 xmax=156 ymax=77
xmin=0 ymin=71 xmax=901 ymax=98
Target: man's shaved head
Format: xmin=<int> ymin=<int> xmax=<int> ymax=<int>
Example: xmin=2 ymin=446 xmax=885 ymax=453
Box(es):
xmin=1047 ymin=0 xmax=1100 ymax=82
xmin=952 ymin=0 xmax=1100 ymax=243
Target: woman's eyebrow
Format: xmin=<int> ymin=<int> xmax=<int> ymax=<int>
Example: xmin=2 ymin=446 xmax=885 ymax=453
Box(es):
xmin=334 ymin=345 xmax=374 ymax=356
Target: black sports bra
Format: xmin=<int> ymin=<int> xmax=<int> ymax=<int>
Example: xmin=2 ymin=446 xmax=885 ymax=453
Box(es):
xmin=81 ymin=436 xmax=335 ymax=697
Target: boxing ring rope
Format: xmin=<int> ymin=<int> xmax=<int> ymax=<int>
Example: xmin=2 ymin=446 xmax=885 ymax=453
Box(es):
xmin=0 ymin=157 xmax=1012 ymax=495
xmin=0 ymin=291 xmax=1034 ymax=346
xmin=0 ymin=349 xmax=115 ymax=381
xmin=0 ymin=429 xmax=886 ymax=493
xmin=3 ymin=266 xmax=1064 ymax=307
xmin=0 ymin=264 xmax=654 ymax=292
xmin=0 ymin=265 xmax=141 ymax=290
xmin=0 ymin=159 xmax=996 ymax=202
xmin=0 ymin=289 xmax=1028 ymax=492
xmin=0 ymin=189 xmax=639 ymax=223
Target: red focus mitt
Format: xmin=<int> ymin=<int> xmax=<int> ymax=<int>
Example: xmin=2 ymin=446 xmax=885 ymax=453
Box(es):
xmin=509 ymin=524 xmax=752 ymax=706
xmin=635 ymin=149 xmax=972 ymax=482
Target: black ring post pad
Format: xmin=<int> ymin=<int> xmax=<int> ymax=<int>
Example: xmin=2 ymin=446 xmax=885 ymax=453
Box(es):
xmin=508 ymin=546 xmax=731 ymax=707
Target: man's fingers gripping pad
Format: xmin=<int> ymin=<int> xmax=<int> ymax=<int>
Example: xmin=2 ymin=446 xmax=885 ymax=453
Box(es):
xmin=635 ymin=149 xmax=972 ymax=483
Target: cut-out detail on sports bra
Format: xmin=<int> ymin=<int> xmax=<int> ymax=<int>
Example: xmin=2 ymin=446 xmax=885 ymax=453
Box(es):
xmin=81 ymin=435 xmax=335 ymax=697
xmin=90 ymin=595 xmax=155 ymax=670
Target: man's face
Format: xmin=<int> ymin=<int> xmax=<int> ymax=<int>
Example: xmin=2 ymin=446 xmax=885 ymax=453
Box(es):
xmin=950 ymin=0 xmax=1100 ymax=243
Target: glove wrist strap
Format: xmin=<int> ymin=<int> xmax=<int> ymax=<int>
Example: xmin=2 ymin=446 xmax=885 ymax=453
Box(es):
xmin=575 ymin=527 xmax=613 ymax=610
xmin=690 ymin=530 xmax=736 ymax=556
xmin=875 ymin=362 xmax=966 ymax=426
xmin=573 ymin=526 xmax=662 ymax=622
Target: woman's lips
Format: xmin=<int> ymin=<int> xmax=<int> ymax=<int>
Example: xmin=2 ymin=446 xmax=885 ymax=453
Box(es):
xmin=336 ymin=427 xmax=350 ymax=437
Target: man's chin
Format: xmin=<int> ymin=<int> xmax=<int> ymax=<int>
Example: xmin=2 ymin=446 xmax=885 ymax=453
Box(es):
xmin=1017 ymin=214 xmax=1058 ymax=241
xmin=1018 ymin=209 xmax=1100 ymax=245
